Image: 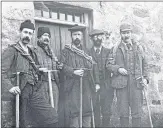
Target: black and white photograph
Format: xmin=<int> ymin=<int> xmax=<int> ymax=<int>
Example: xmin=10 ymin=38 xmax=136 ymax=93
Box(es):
xmin=1 ymin=1 xmax=163 ymax=128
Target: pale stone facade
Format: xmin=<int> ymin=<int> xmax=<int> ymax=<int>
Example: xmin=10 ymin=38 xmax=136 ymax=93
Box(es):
xmin=2 ymin=2 xmax=163 ymax=127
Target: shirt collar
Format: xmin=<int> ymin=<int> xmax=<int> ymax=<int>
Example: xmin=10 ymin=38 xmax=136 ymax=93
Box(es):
xmin=94 ymin=45 xmax=102 ymax=53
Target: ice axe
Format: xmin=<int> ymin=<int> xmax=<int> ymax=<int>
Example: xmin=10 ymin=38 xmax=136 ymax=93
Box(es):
xmin=138 ymin=53 xmax=153 ymax=128
xmin=79 ymin=76 xmax=83 ymax=127
xmin=16 ymin=72 xmax=20 ymax=128
xmin=39 ymin=68 xmax=58 ymax=108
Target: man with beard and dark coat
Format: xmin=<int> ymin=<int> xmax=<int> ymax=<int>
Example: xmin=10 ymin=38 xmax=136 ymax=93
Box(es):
xmin=59 ymin=25 xmax=95 ymax=127
xmin=35 ymin=27 xmax=61 ymax=112
xmin=2 ymin=20 xmax=58 ymax=127
xmin=106 ymin=22 xmax=149 ymax=127
xmin=88 ymin=29 xmax=114 ymax=127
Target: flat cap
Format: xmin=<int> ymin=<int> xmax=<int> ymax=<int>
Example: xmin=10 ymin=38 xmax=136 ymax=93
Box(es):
xmin=89 ymin=29 xmax=105 ymax=37
xmin=68 ymin=25 xmax=86 ymax=32
xmin=120 ymin=23 xmax=132 ymax=32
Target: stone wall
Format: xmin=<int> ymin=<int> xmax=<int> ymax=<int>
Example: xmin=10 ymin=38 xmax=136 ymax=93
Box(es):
xmin=2 ymin=2 xmax=35 ymax=51
xmin=2 ymin=2 xmax=163 ymax=127
xmin=1 ymin=2 xmax=35 ymax=127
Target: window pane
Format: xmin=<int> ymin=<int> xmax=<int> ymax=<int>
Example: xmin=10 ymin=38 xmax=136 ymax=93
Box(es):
xmin=43 ymin=11 xmax=49 ymax=18
xmin=52 ymin=12 xmax=58 ymax=19
xmin=67 ymin=14 xmax=73 ymax=22
xmin=35 ymin=9 xmax=42 ymax=17
xmin=60 ymin=13 xmax=65 ymax=21
xmin=75 ymin=15 xmax=80 ymax=23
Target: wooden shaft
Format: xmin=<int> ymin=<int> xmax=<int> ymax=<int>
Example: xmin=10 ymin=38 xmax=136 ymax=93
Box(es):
xmin=79 ymin=76 xmax=83 ymax=127
xmin=139 ymin=54 xmax=153 ymax=128
xmin=90 ymin=97 xmax=95 ymax=128
xmin=16 ymin=72 xmax=20 ymax=128
xmin=48 ymin=71 xmax=54 ymax=108
xmin=143 ymin=89 xmax=153 ymax=128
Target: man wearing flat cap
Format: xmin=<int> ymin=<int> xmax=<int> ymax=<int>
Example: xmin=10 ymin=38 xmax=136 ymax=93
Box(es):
xmin=59 ymin=25 xmax=95 ymax=127
xmin=106 ymin=22 xmax=149 ymax=127
xmin=2 ymin=20 xmax=58 ymax=127
xmin=89 ymin=29 xmax=114 ymax=127
xmin=36 ymin=27 xmax=61 ymax=112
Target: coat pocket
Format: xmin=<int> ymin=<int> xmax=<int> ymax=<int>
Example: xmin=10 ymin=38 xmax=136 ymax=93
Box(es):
xmin=111 ymin=75 xmax=128 ymax=89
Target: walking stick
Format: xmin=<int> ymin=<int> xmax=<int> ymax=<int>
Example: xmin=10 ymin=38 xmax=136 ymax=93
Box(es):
xmin=138 ymin=54 xmax=153 ymax=128
xmin=79 ymin=76 xmax=83 ymax=128
xmin=90 ymin=97 xmax=95 ymax=128
xmin=16 ymin=72 xmax=20 ymax=128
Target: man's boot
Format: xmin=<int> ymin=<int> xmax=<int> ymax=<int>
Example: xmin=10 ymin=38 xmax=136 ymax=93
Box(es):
xmin=102 ymin=116 xmax=111 ymax=127
xmin=132 ymin=117 xmax=141 ymax=127
xmin=120 ymin=117 xmax=129 ymax=127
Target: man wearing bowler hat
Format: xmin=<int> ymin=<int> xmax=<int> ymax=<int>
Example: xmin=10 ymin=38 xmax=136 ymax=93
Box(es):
xmin=89 ymin=29 xmax=114 ymax=127
xmin=60 ymin=25 xmax=96 ymax=127
xmin=106 ymin=22 xmax=149 ymax=127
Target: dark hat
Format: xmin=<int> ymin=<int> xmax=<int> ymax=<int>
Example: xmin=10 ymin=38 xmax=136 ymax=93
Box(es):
xmin=20 ymin=20 xmax=35 ymax=31
xmin=68 ymin=25 xmax=86 ymax=32
xmin=37 ymin=27 xmax=51 ymax=38
xmin=89 ymin=29 xmax=105 ymax=37
xmin=120 ymin=23 xmax=132 ymax=32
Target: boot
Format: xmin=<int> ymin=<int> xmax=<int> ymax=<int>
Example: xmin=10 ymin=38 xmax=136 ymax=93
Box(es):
xmin=102 ymin=116 xmax=111 ymax=127
xmin=132 ymin=117 xmax=141 ymax=127
xmin=120 ymin=117 xmax=129 ymax=127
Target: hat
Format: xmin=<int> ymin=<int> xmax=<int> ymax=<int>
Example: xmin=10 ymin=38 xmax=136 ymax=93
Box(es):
xmin=20 ymin=20 xmax=35 ymax=31
xmin=68 ymin=25 xmax=86 ymax=32
xmin=89 ymin=29 xmax=105 ymax=37
xmin=37 ymin=27 xmax=51 ymax=38
xmin=120 ymin=23 xmax=132 ymax=32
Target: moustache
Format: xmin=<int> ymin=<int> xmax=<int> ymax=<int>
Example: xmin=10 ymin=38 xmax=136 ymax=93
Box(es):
xmin=44 ymin=38 xmax=49 ymax=42
xmin=22 ymin=37 xmax=30 ymax=42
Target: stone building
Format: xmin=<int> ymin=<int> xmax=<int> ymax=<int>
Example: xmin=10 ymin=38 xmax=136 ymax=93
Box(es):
xmin=2 ymin=1 xmax=163 ymax=127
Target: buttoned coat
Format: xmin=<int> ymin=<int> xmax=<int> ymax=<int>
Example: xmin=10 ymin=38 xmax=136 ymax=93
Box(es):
xmin=106 ymin=40 xmax=148 ymax=89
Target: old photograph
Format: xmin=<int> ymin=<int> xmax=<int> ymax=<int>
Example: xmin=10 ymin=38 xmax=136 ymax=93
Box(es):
xmin=1 ymin=1 xmax=163 ymax=127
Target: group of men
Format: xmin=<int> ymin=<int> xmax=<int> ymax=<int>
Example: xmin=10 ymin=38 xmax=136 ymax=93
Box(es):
xmin=2 ymin=19 xmax=148 ymax=128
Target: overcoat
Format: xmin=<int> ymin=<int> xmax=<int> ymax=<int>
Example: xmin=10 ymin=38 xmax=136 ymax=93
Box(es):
xmin=59 ymin=44 xmax=95 ymax=126
xmin=106 ymin=41 xmax=148 ymax=89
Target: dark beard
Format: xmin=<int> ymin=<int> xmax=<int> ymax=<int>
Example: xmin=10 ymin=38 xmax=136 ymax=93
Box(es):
xmin=73 ymin=39 xmax=81 ymax=46
xmin=94 ymin=39 xmax=102 ymax=47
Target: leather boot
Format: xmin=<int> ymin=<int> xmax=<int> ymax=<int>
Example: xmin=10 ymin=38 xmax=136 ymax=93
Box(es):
xmin=132 ymin=117 xmax=141 ymax=127
xmin=120 ymin=117 xmax=129 ymax=127
xmin=102 ymin=116 xmax=111 ymax=127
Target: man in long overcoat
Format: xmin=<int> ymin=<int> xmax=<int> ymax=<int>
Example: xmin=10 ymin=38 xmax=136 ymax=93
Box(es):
xmin=35 ymin=27 xmax=60 ymax=111
xmin=88 ymin=29 xmax=114 ymax=127
xmin=59 ymin=25 xmax=95 ymax=127
xmin=106 ymin=22 xmax=149 ymax=127
xmin=2 ymin=20 xmax=58 ymax=127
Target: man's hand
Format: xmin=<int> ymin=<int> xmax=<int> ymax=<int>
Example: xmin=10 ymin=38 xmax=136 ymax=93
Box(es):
xmin=140 ymin=78 xmax=148 ymax=89
xmin=57 ymin=62 xmax=63 ymax=70
xmin=9 ymin=86 xmax=21 ymax=95
xmin=118 ymin=68 xmax=128 ymax=75
xmin=95 ymin=84 xmax=100 ymax=92
xmin=39 ymin=68 xmax=48 ymax=72
xmin=74 ymin=69 xmax=84 ymax=77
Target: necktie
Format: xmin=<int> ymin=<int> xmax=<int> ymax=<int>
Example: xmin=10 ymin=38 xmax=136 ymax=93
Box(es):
xmin=96 ymin=48 xmax=100 ymax=54
xmin=126 ymin=43 xmax=131 ymax=50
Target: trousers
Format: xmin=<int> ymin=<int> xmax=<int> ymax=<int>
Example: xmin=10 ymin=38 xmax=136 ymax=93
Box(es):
xmin=116 ymin=75 xmax=143 ymax=118
xmin=20 ymin=83 xmax=58 ymax=127
xmin=93 ymin=82 xmax=114 ymax=127
xmin=70 ymin=116 xmax=91 ymax=128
